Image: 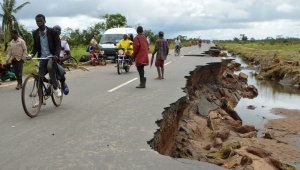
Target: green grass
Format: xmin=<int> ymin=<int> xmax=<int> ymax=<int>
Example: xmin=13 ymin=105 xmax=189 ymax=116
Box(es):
xmin=217 ymin=41 xmax=300 ymax=84
xmin=217 ymin=41 xmax=300 ymax=62
xmin=70 ymin=45 xmax=90 ymax=61
xmin=23 ymin=61 xmax=37 ymax=74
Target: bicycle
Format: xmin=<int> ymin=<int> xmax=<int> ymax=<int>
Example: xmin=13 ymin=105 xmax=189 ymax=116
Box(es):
xmin=116 ymin=48 xmax=131 ymax=75
xmin=63 ymin=56 xmax=78 ymax=71
xmin=175 ymin=45 xmax=180 ymax=56
xmin=21 ymin=56 xmax=63 ymax=118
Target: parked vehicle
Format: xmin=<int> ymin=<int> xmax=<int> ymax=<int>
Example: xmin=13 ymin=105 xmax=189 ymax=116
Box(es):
xmin=99 ymin=28 xmax=137 ymax=61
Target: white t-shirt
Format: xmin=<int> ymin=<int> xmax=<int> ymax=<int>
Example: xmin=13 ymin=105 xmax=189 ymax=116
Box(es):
xmin=175 ymin=39 xmax=181 ymax=46
xmin=60 ymin=39 xmax=70 ymax=58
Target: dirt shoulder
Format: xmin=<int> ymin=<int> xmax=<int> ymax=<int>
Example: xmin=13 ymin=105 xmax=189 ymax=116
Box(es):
xmin=263 ymin=108 xmax=300 ymax=147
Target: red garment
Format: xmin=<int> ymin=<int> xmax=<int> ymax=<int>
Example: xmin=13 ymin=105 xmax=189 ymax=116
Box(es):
xmin=155 ymin=59 xmax=164 ymax=68
xmin=133 ymin=34 xmax=149 ymax=66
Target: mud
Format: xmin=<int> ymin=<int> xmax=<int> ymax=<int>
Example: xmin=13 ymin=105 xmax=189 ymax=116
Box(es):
xmin=263 ymin=108 xmax=300 ymax=147
xmin=148 ymin=60 xmax=299 ymax=170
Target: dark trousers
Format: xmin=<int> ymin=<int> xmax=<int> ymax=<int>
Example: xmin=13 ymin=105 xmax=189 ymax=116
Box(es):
xmin=39 ymin=58 xmax=59 ymax=89
xmin=12 ymin=60 xmax=24 ymax=84
xmin=57 ymin=63 xmax=66 ymax=83
xmin=136 ymin=65 xmax=145 ymax=80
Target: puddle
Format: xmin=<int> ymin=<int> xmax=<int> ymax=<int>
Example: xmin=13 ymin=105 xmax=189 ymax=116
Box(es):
xmin=233 ymin=57 xmax=300 ymax=129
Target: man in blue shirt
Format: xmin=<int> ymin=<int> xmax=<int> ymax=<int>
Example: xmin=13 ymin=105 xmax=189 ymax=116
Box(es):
xmin=30 ymin=14 xmax=62 ymax=97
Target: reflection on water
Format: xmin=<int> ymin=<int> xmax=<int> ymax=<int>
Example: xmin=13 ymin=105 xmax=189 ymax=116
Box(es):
xmin=233 ymin=57 xmax=300 ymax=129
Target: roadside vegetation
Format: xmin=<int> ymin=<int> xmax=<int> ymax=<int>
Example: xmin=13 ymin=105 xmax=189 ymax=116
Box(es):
xmin=217 ymin=38 xmax=300 ymax=85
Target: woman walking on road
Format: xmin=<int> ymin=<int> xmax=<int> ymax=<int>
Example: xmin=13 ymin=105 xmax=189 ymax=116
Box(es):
xmin=133 ymin=26 xmax=149 ymax=88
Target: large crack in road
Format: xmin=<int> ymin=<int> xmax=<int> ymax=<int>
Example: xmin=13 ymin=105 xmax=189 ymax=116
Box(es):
xmin=148 ymin=60 xmax=298 ymax=170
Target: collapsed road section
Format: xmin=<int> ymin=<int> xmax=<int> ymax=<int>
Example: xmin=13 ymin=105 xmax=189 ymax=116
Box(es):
xmin=148 ymin=60 xmax=298 ymax=170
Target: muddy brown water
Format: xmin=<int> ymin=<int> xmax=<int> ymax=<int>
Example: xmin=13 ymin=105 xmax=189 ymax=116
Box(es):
xmin=233 ymin=57 xmax=300 ymax=130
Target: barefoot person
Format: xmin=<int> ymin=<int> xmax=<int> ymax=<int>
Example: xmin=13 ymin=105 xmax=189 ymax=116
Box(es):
xmin=151 ymin=31 xmax=169 ymax=79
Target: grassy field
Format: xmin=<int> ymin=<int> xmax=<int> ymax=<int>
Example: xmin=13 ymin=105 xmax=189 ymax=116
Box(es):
xmin=217 ymin=41 xmax=300 ymax=84
xmin=217 ymin=41 xmax=300 ymax=62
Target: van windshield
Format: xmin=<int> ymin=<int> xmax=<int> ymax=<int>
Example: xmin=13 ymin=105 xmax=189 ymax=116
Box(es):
xmin=100 ymin=34 xmax=124 ymax=44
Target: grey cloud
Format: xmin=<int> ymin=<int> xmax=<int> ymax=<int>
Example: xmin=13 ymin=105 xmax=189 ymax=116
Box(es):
xmin=11 ymin=0 xmax=300 ymax=39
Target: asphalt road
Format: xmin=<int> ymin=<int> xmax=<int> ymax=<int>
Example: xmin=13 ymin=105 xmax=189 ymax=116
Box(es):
xmin=0 ymin=44 xmax=225 ymax=170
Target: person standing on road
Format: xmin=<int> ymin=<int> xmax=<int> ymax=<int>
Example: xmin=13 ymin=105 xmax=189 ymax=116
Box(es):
xmin=6 ymin=30 xmax=28 ymax=90
xmin=152 ymin=31 xmax=169 ymax=80
xmin=29 ymin=14 xmax=62 ymax=97
xmin=133 ymin=26 xmax=149 ymax=88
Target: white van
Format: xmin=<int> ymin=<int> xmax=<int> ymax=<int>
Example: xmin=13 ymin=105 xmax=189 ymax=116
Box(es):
xmin=99 ymin=27 xmax=137 ymax=60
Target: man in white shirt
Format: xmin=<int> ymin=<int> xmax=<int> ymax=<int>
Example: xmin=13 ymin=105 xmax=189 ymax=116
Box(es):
xmin=53 ymin=25 xmax=70 ymax=95
xmin=6 ymin=30 xmax=28 ymax=90
xmin=174 ymin=37 xmax=181 ymax=49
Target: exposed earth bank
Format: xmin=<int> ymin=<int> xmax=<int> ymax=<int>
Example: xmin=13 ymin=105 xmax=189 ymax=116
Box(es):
xmin=217 ymin=44 xmax=300 ymax=86
xmin=148 ymin=60 xmax=300 ymax=170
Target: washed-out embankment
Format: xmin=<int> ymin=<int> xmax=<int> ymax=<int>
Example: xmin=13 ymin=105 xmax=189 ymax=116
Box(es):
xmin=148 ymin=54 xmax=299 ymax=169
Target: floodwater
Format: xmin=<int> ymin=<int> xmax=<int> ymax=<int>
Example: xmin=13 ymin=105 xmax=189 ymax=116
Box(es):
xmin=233 ymin=57 xmax=300 ymax=130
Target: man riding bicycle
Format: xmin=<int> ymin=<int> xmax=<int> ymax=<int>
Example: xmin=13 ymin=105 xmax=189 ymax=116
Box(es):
xmin=174 ymin=37 xmax=181 ymax=52
xmin=116 ymin=34 xmax=133 ymax=64
xmin=28 ymin=14 xmax=62 ymax=97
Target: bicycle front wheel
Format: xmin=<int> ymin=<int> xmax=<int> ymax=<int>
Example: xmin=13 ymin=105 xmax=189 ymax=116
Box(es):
xmin=21 ymin=75 xmax=42 ymax=118
xmin=51 ymin=81 xmax=63 ymax=106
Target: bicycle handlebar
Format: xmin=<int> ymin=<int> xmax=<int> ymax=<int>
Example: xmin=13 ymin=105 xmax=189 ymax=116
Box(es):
xmin=27 ymin=55 xmax=54 ymax=60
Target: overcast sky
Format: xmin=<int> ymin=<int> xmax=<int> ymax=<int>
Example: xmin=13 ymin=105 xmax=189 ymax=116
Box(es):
xmin=13 ymin=0 xmax=300 ymax=40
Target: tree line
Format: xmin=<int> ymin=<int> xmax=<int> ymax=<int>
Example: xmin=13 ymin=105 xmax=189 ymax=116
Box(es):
xmin=0 ymin=0 xmax=160 ymax=51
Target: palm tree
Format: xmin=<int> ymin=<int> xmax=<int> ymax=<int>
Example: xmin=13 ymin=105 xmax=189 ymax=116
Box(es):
xmin=0 ymin=0 xmax=30 ymax=50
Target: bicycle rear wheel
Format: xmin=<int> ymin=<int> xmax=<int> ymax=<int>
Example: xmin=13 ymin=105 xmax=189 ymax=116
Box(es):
xmin=66 ymin=56 xmax=78 ymax=65
xmin=174 ymin=50 xmax=177 ymax=56
xmin=21 ymin=75 xmax=42 ymax=118
xmin=51 ymin=81 xmax=63 ymax=106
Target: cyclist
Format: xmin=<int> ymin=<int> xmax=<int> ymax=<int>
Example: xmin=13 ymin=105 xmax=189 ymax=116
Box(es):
xmin=174 ymin=37 xmax=181 ymax=54
xmin=198 ymin=38 xmax=202 ymax=48
xmin=28 ymin=14 xmax=62 ymax=97
xmin=116 ymin=34 xmax=133 ymax=64
xmin=53 ymin=25 xmax=70 ymax=95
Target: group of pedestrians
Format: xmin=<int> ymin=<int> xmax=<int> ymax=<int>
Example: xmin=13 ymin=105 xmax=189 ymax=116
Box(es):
xmin=115 ymin=26 xmax=169 ymax=88
xmin=4 ymin=14 xmax=69 ymax=96
xmin=3 ymin=13 xmax=171 ymax=93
